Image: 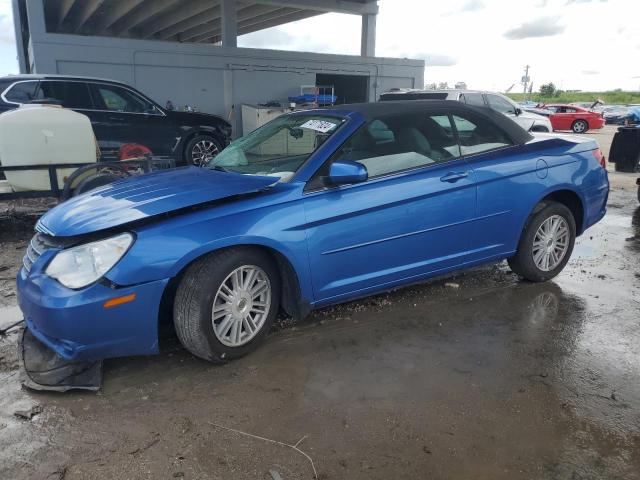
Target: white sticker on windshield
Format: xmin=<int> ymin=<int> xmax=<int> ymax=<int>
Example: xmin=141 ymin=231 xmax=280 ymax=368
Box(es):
xmin=300 ymin=119 xmax=337 ymax=133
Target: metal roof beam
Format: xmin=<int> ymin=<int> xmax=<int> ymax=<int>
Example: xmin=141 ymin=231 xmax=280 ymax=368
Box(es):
xmin=157 ymin=6 xmax=221 ymax=40
xmin=111 ymin=0 xmax=183 ymax=35
xmin=237 ymin=9 xmax=321 ymax=34
xmin=65 ymin=0 xmax=106 ymax=33
xmin=55 ymin=0 xmax=77 ymax=28
xmin=177 ymin=5 xmax=284 ymax=42
xmin=251 ymin=0 xmax=377 ymax=15
xmin=197 ymin=9 xmax=320 ymax=43
xmin=90 ymin=0 xmax=147 ymax=34
xmin=138 ymin=0 xmax=223 ymax=38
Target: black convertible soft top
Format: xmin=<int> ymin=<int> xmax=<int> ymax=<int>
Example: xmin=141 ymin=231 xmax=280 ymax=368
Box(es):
xmin=324 ymin=100 xmax=533 ymax=146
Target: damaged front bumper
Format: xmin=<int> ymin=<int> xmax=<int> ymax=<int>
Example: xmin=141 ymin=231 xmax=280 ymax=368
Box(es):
xmin=19 ymin=327 xmax=103 ymax=392
xmin=17 ymin=267 xmax=169 ymax=362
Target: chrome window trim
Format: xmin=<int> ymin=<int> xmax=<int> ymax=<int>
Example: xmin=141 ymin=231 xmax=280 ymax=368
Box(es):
xmin=0 ymin=78 xmax=166 ymax=117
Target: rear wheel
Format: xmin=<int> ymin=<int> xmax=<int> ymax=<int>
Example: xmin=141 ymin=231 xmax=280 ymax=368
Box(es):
xmin=184 ymin=134 xmax=222 ymax=167
xmin=571 ymin=120 xmax=588 ymax=134
xmin=508 ymin=202 xmax=576 ymax=282
xmin=173 ymin=248 xmax=280 ymax=363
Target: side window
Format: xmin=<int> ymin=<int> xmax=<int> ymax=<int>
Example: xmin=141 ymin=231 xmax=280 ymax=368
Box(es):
xmin=486 ymin=94 xmax=517 ymax=115
xmin=333 ymin=113 xmax=461 ymax=179
xmin=37 ymin=81 xmax=93 ymax=109
xmin=464 ymin=93 xmax=485 ymax=107
xmin=4 ymin=81 xmax=41 ymax=103
xmin=452 ymin=114 xmax=512 ymax=156
xmin=90 ymin=84 xmax=157 ymax=114
xmin=565 ymin=108 xmax=577 ymax=113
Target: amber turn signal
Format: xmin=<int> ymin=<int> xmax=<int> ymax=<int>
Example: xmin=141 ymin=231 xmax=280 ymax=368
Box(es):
xmin=103 ymin=293 xmax=136 ymax=309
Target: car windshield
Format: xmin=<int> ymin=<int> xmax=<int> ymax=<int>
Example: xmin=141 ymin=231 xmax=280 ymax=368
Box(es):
xmin=206 ymin=114 xmax=344 ymax=181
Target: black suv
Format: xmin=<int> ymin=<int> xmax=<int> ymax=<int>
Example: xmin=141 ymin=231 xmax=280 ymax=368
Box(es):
xmin=0 ymin=75 xmax=231 ymax=166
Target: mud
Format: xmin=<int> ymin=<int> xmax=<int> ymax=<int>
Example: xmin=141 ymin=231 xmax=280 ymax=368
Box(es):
xmin=0 ymin=171 xmax=639 ymax=480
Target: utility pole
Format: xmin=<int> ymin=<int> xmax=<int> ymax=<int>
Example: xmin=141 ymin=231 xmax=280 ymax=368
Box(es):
xmin=522 ymin=65 xmax=530 ymax=98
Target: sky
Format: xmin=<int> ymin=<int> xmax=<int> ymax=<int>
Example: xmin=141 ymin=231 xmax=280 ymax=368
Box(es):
xmin=0 ymin=0 xmax=638 ymax=92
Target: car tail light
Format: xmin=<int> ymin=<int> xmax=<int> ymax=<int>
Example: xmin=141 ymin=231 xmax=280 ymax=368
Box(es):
xmin=592 ymin=148 xmax=606 ymax=168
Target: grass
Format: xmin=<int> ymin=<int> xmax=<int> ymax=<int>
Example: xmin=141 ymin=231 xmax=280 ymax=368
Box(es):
xmin=506 ymin=91 xmax=640 ymax=105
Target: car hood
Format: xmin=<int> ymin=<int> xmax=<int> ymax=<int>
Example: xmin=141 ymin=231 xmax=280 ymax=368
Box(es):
xmin=165 ymin=110 xmax=228 ymax=126
xmin=37 ymin=167 xmax=278 ymax=237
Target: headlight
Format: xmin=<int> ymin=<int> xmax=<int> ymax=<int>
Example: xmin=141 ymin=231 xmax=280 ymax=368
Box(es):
xmin=45 ymin=233 xmax=134 ymax=289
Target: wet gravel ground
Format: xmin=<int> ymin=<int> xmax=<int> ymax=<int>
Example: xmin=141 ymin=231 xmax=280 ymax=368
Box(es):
xmin=0 ymin=170 xmax=639 ymax=480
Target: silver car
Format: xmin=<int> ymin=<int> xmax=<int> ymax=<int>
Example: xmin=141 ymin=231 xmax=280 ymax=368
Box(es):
xmin=380 ymin=89 xmax=553 ymax=133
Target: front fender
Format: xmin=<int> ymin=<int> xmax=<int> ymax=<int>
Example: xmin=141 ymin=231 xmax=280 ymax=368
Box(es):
xmin=105 ymin=193 xmax=313 ymax=303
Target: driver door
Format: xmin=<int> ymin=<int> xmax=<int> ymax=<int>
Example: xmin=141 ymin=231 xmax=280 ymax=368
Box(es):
xmin=303 ymin=111 xmax=477 ymax=304
xmin=88 ymin=82 xmax=175 ymax=158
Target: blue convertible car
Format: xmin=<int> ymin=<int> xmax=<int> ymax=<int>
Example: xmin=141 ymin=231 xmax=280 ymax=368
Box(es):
xmin=18 ymin=101 xmax=609 ymax=365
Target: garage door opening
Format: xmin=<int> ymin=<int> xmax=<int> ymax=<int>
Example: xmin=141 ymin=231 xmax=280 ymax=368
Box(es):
xmin=316 ymin=74 xmax=369 ymax=105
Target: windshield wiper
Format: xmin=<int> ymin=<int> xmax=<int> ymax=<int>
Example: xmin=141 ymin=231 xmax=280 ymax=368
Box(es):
xmin=209 ymin=165 xmax=230 ymax=172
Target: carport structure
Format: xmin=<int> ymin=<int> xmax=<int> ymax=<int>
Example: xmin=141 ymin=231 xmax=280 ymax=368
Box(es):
xmin=40 ymin=0 xmax=378 ymax=54
xmin=12 ymin=1 xmax=423 ymax=133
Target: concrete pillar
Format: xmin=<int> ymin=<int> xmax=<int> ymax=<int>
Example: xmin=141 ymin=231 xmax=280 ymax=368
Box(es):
xmin=24 ymin=0 xmax=50 ymax=72
xmin=361 ymin=13 xmax=376 ymax=57
xmin=11 ymin=0 xmax=27 ymax=73
xmin=221 ymin=0 xmax=237 ymax=48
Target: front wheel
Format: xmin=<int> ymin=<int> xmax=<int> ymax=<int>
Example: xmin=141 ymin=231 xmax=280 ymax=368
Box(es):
xmin=173 ymin=248 xmax=280 ymax=363
xmin=571 ymin=120 xmax=588 ymax=134
xmin=508 ymin=202 xmax=576 ymax=282
xmin=184 ymin=134 xmax=223 ymax=167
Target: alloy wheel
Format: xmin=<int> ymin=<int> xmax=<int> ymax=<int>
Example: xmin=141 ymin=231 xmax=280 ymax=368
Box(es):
xmin=211 ymin=265 xmax=271 ymax=347
xmin=573 ymin=121 xmax=587 ymax=133
xmin=532 ymin=215 xmax=570 ymax=271
xmin=191 ymin=139 xmax=219 ymax=166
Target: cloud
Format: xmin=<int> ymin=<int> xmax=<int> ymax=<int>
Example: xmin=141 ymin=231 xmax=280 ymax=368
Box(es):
xmin=461 ymin=0 xmax=485 ymax=12
xmin=0 ymin=14 xmax=15 ymax=44
xmin=565 ymin=0 xmax=608 ymax=4
xmin=581 ymin=70 xmax=599 ymax=75
xmin=504 ymin=17 xmax=565 ymax=40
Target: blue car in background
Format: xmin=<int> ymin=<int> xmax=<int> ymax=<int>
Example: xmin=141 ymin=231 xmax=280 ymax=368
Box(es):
xmin=17 ymin=101 xmax=609 ymax=364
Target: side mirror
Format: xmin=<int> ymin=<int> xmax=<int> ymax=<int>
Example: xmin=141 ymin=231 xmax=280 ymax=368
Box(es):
xmin=328 ymin=160 xmax=368 ymax=185
xmin=515 ymin=107 xmax=522 ymax=116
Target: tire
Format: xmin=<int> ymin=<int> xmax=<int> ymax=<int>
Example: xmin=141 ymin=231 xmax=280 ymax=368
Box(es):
xmin=508 ymin=202 xmax=576 ymax=282
xmin=637 ymin=186 xmax=640 ymax=204
xmin=571 ymin=120 xmax=588 ymax=134
xmin=73 ymin=173 xmax=122 ymax=196
xmin=184 ymin=134 xmax=223 ymax=167
xmin=173 ymin=248 xmax=281 ymax=363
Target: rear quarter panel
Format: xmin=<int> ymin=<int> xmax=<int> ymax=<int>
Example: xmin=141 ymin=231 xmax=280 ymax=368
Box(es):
xmin=470 ymin=136 xmax=607 ymax=258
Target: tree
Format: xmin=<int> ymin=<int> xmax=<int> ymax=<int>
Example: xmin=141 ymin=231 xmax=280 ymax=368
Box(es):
xmin=539 ymin=82 xmax=557 ymax=97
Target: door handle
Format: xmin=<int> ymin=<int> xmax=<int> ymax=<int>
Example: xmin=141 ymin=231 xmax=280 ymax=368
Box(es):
xmin=440 ymin=171 xmax=468 ymax=183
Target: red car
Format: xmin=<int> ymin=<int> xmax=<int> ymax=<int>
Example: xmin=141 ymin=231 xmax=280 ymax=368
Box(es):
xmin=544 ymin=104 xmax=605 ymax=133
